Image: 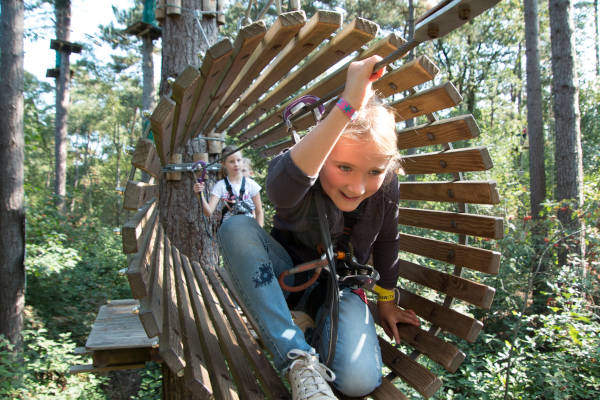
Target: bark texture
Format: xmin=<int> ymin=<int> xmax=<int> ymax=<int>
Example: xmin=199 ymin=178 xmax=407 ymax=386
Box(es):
xmin=54 ymin=0 xmax=72 ymax=211
xmin=548 ymin=0 xmax=585 ymax=262
xmin=0 ymin=0 xmax=26 ymax=348
xmin=524 ymin=0 xmax=546 ymax=219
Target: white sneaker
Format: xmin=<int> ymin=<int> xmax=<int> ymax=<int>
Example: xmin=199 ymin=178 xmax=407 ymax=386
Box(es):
xmin=285 ymin=349 xmax=337 ymax=400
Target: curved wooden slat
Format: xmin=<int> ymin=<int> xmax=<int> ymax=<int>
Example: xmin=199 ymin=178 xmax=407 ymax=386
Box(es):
xmin=159 ymin=237 xmax=186 ymax=374
xmin=398 ymin=232 xmax=500 ymax=274
xmin=213 ymin=11 xmax=307 ymax=132
xmin=379 ymin=338 xmax=442 ymax=398
xmin=139 ymin=226 xmax=164 ymax=338
xmin=170 ymin=66 xmax=202 ymax=154
xmin=183 ymin=39 xmax=234 ymax=142
xmin=396 ymin=287 xmax=484 ymax=343
xmin=224 ymin=11 xmax=342 ymax=133
xmin=398 ymin=207 xmax=504 ymax=239
xmin=122 ymin=199 xmax=157 ymax=254
xmin=225 ymin=17 xmax=379 ymax=135
xmin=397 ymin=259 xmax=496 ymax=309
xmin=397 ymin=114 xmax=480 ymax=150
xmin=131 ymin=137 xmax=160 ymax=178
xmin=375 ymin=55 xmax=439 ymax=98
xmin=398 ymin=181 xmax=500 ymax=204
xmin=400 ymin=146 xmax=493 ymax=175
xmin=150 ymin=96 xmax=175 ymax=165
xmin=191 ymin=261 xmax=265 ymax=399
xmin=368 ymin=301 xmax=466 ymax=372
xmin=126 ymin=212 xmax=159 ymax=298
xmin=237 ymin=33 xmax=407 ymax=141
xmin=200 ymin=263 xmax=290 ymax=399
xmin=197 ymin=21 xmax=267 ymax=134
xmin=414 ymin=0 xmax=502 ymax=42
xmin=123 ymin=181 xmax=159 ymax=210
xmin=172 ymin=250 xmax=213 ymax=398
xmin=390 ymin=82 xmax=462 ymax=122
xmin=371 ymin=378 xmax=409 ymax=400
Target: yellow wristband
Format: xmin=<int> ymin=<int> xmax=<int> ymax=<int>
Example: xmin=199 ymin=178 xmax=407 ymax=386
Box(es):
xmin=373 ymin=285 xmax=396 ymax=302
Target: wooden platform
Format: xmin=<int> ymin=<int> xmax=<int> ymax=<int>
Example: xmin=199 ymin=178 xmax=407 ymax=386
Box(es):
xmin=71 ymin=300 xmax=158 ymax=374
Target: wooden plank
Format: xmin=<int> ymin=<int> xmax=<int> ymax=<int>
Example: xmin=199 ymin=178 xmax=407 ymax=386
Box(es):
xmin=92 ymin=347 xmax=152 ymax=368
xmin=374 ymin=55 xmax=439 ymax=98
xmin=390 ymin=82 xmax=462 ymax=122
xmin=122 ymin=181 xmax=159 ymax=211
xmin=169 ymin=66 xmax=202 ymax=155
xmin=396 ymin=114 xmax=480 ymax=149
xmin=227 ymin=17 xmax=379 ymax=135
xmin=172 ymin=248 xmax=214 ymax=398
xmin=225 ymin=11 xmax=342 ymax=135
xmin=183 ymin=38 xmax=234 ymax=141
xmin=414 ymin=0 xmax=502 ymax=42
xmin=70 ymin=363 xmax=146 ymax=374
xmin=126 ymin=211 xmax=159 ymax=298
xmin=192 ymin=261 xmax=264 ymax=398
xmin=398 ymin=181 xmax=500 ymax=204
xmin=397 ymin=259 xmax=496 ymax=309
xmin=368 ymin=301 xmax=466 ymax=372
xmin=398 ymin=207 xmax=504 ymax=239
xmin=139 ymin=226 xmax=165 ymax=338
xmin=379 ymin=338 xmax=442 ymax=398
xmin=371 ymin=378 xmax=409 ymax=400
xmin=237 ymin=32 xmax=406 ymax=141
xmin=400 ymin=146 xmax=493 ymax=175
xmin=122 ymin=199 xmax=157 ymax=254
xmin=85 ymin=300 xmax=157 ymax=350
xmin=159 ymin=236 xmax=186 ymax=374
xmin=202 ymin=263 xmax=290 ymax=399
xmin=131 ymin=137 xmax=161 ymax=178
xmin=214 ymin=11 xmax=307 ymax=132
xmin=199 ymin=21 xmax=267 ymax=135
xmin=398 ymin=232 xmax=501 ymax=275
xmin=150 ymin=96 xmax=175 ymax=165
xmin=395 ymin=287 xmax=484 ymax=343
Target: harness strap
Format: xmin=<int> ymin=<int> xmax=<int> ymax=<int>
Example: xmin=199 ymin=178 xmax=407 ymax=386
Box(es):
xmin=223 ymin=176 xmax=252 ymax=214
xmin=313 ymin=185 xmax=339 ymax=368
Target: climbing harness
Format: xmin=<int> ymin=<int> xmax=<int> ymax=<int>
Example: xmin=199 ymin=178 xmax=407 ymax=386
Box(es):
xmin=277 ymin=185 xmax=381 ymax=368
xmin=221 ymin=176 xmax=253 ymax=223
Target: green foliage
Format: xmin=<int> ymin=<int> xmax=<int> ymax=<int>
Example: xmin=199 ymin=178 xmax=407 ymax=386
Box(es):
xmin=0 ymin=312 xmax=106 ymax=399
xmin=130 ymin=363 xmax=162 ymax=400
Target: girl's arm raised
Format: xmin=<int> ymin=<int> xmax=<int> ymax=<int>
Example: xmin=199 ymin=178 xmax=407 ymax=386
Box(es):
xmin=290 ymin=55 xmax=384 ymax=177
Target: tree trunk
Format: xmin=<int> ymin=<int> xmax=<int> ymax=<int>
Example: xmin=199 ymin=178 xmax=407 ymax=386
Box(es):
xmin=0 ymin=0 xmax=26 ymax=349
xmin=158 ymin=2 xmax=219 ymax=396
xmin=142 ymin=35 xmax=156 ymax=113
xmin=548 ymin=0 xmax=585 ymax=266
xmin=525 ymin=0 xmax=546 ymax=221
xmin=54 ymin=0 xmax=72 ymax=212
xmin=524 ymin=0 xmax=549 ymax=308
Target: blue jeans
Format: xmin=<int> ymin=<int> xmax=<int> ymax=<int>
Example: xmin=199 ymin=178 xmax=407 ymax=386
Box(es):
xmin=218 ymin=215 xmax=382 ymax=396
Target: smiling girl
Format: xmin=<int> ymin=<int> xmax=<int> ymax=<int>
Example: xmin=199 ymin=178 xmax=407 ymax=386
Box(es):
xmin=217 ymin=55 xmax=419 ymax=400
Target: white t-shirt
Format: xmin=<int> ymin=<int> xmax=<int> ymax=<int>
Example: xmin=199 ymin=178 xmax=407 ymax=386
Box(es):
xmin=211 ymin=177 xmax=261 ymax=221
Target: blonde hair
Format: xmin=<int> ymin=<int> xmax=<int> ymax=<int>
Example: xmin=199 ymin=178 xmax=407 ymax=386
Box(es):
xmin=341 ymin=95 xmax=401 ymax=173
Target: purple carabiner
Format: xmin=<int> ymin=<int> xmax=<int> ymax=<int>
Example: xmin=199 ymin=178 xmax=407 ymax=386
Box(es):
xmin=192 ymin=160 xmax=207 ymax=183
xmin=282 ymin=95 xmax=325 ymax=126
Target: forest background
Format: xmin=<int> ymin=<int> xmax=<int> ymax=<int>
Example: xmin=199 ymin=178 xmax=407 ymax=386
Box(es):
xmin=1 ymin=0 xmax=599 ymax=399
